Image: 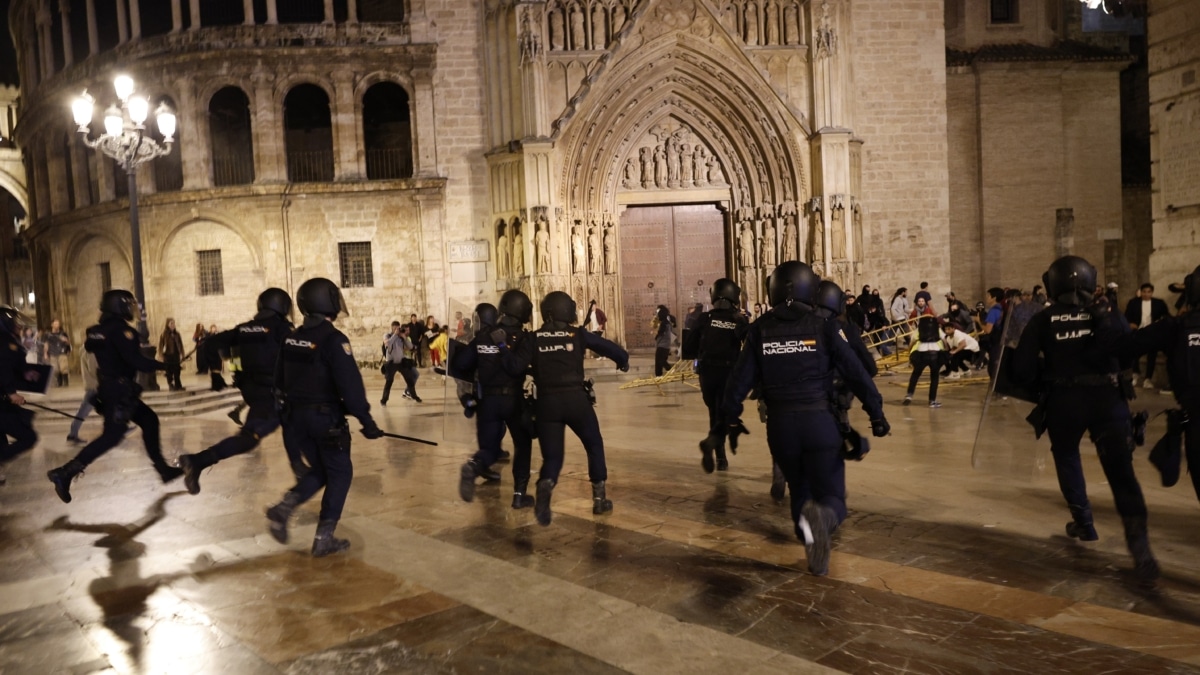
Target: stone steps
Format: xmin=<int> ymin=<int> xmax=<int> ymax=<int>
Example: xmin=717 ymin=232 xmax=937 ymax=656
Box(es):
xmin=34 ymin=387 xmax=246 ymax=420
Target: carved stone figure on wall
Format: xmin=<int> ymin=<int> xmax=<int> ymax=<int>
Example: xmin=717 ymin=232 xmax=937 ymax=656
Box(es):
xmin=781 ymin=219 xmax=798 ymax=261
xmin=570 ymin=4 xmax=586 ymax=50
xmin=853 ymin=203 xmax=864 ymax=262
xmin=588 ymin=222 xmax=602 ymax=274
xmin=535 ymin=218 xmax=552 ymax=274
xmin=603 ymin=222 xmax=615 ymax=274
xmin=745 ymin=2 xmax=759 ymax=46
xmin=761 ymin=220 xmax=777 ymax=267
xmin=511 ymin=222 xmax=525 ymax=276
xmin=639 ymin=146 xmax=653 ymax=188
xmin=666 ymin=138 xmax=680 ymax=188
xmin=784 ymin=3 xmax=800 ymax=45
xmin=810 ymin=208 xmax=825 ymax=262
xmin=572 ymin=221 xmax=586 ymax=273
xmin=622 ymin=157 xmax=638 ymax=189
xmin=496 ymin=222 xmax=510 ymax=278
xmin=613 ymin=3 xmax=626 ymax=33
xmin=592 ymin=3 xmax=606 ymax=49
xmin=738 ymin=223 xmax=756 ymax=269
xmin=693 ymin=146 xmax=708 ymax=187
xmin=831 ymin=200 xmax=847 ymax=260
xmin=549 ymin=7 xmax=565 ymax=50
xmin=707 ymin=154 xmax=721 ymax=184
xmin=765 ymin=1 xmax=780 ymax=45
xmin=654 ymin=146 xmax=667 ymax=187
xmin=679 ymin=143 xmax=694 ymax=188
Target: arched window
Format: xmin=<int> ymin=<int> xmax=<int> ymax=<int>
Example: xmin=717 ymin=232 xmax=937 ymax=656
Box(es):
xmin=362 ymin=82 xmax=412 ymax=180
xmin=152 ymin=96 xmax=184 ymax=192
xmin=139 ymin=0 xmax=174 ymax=37
xmin=278 ymin=0 xmax=324 ymax=23
xmin=359 ymin=0 xmax=405 ymax=22
xmin=209 ymin=87 xmax=255 ymax=186
xmin=68 ymin=0 xmax=90 ymax=61
xmin=201 ymin=0 xmax=244 ymax=26
xmin=284 ymin=84 xmax=334 ymax=183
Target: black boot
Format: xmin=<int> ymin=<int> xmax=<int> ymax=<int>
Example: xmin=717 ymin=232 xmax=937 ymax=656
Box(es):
xmin=155 ymin=461 xmax=184 ymax=484
xmin=592 ymin=480 xmax=613 ymax=515
xmin=311 ymin=520 xmax=350 ymax=557
xmin=179 ymin=454 xmax=204 ymax=495
xmin=1123 ymin=516 xmax=1161 ymax=583
xmin=535 ymin=478 xmax=555 ymax=526
xmin=459 ymin=460 xmax=484 ymax=502
xmin=770 ymin=462 xmax=786 ymax=503
xmin=48 ymin=460 xmax=86 ymax=503
xmin=699 ymin=433 xmax=718 ymax=474
xmin=267 ymin=491 xmax=302 ymax=544
xmin=1065 ymin=505 xmax=1098 ymax=541
xmin=801 ymin=500 xmax=836 ymax=576
xmin=716 ymin=444 xmax=729 ymax=471
xmin=62 ymin=373 xmax=69 ymax=388
xmin=511 ymin=479 xmax=534 ymax=509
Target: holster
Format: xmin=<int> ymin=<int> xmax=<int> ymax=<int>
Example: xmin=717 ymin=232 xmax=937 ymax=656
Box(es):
xmin=521 ymin=391 xmax=538 ymax=439
xmin=1025 ymin=393 xmax=1049 ymax=440
xmin=583 ymin=379 xmax=597 ymax=407
xmin=1118 ymin=373 xmax=1136 ymax=401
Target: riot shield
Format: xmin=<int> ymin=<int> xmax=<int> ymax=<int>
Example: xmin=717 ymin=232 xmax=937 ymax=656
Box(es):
xmin=443 ymin=297 xmax=480 ymax=450
xmin=970 ymin=298 xmax=1051 ymax=480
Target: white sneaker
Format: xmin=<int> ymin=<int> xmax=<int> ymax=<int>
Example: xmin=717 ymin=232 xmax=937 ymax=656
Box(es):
xmin=1131 ymin=374 xmax=1140 ymax=386
xmin=1143 ymin=379 xmax=1155 ymax=389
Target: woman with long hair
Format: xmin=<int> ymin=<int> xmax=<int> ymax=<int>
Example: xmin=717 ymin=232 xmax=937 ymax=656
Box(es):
xmin=193 ymin=323 xmax=209 ymax=374
xmin=159 ymin=319 xmax=185 ymax=391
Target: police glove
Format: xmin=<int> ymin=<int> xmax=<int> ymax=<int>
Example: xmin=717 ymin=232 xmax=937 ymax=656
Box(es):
xmin=870 ymin=418 xmax=891 ymax=438
xmin=490 ymin=328 xmax=508 ymax=347
xmin=728 ymin=419 xmax=750 ymax=453
xmin=361 ymin=425 xmax=385 ymax=440
xmin=211 ymin=373 xmax=228 ymax=392
xmin=617 ymin=362 xmax=630 ymax=372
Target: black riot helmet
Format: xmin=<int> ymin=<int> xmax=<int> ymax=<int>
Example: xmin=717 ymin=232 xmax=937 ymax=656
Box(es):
xmin=1042 ymin=256 xmax=1096 ymax=307
xmin=100 ymin=289 xmax=138 ymax=321
xmin=0 ymin=305 xmax=24 ymax=338
xmin=473 ymin=303 xmax=498 ymax=331
xmin=1184 ymin=265 xmax=1200 ymax=308
xmin=814 ymin=280 xmax=846 ymax=318
xmin=498 ymin=289 xmax=533 ymax=324
xmin=296 ymin=277 xmax=345 ymax=319
xmin=710 ymin=278 xmax=741 ymax=310
xmin=256 ymin=287 xmax=293 ymax=319
xmin=767 ymin=261 xmax=820 ymax=308
xmin=540 ymin=291 xmax=577 ymax=324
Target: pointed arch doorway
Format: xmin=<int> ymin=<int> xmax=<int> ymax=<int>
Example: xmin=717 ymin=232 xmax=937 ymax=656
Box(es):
xmin=619 ymin=202 xmax=728 ymax=350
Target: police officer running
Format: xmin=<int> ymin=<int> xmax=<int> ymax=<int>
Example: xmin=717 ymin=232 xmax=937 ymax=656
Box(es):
xmin=723 ymin=262 xmax=889 ymax=576
xmin=1014 ymin=255 xmax=1158 ymax=582
xmin=0 ymin=306 xmax=39 ymax=484
xmin=684 ymin=278 xmax=748 ymax=473
xmin=813 ymin=280 xmax=878 ymax=463
xmin=265 ymin=278 xmax=384 ymax=557
xmin=177 ymin=289 xmax=302 ymax=495
xmin=506 ymin=291 xmax=629 ymax=526
xmin=48 ymin=290 xmax=181 ymax=503
xmin=454 ymin=294 xmax=535 ymax=506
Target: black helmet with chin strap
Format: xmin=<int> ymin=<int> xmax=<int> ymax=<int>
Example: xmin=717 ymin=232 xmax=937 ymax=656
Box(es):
xmin=1042 ymin=256 xmax=1096 ymax=307
xmin=296 ymin=278 xmax=343 ymax=319
xmin=100 ymin=289 xmax=138 ymax=321
xmin=498 ymin=289 xmax=533 ymax=325
xmin=710 ymin=278 xmax=741 ymax=310
xmin=540 ymin=291 xmax=577 ymax=324
xmin=0 ymin=305 xmax=23 ymax=338
xmin=767 ymin=261 xmax=820 ymax=308
xmin=473 ymin=303 xmax=499 ymax=331
xmin=814 ymin=280 xmax=846 ymax=318
xmin=256 ymin=288 xmax=293 ymax=319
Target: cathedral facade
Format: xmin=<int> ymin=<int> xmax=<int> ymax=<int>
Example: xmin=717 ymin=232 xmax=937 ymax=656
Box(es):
xmin=10 ymin=0 xmax=1142 ymax=355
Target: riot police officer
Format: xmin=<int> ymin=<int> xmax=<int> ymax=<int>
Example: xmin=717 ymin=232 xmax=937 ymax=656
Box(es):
xmin=0 ymin=306 xmax=38 ymax=484
xmin=454 ymin=294 xmax=536 ymax=506
xmin=265 ymin=278 xmax=383 ymax=557
xmin=178 ymin=288 xmax=301 ymax=495
xmin=506 ymin=291 xmax=629 ymax=526
xmin=723 ymin=262 xmax=889 ymax=576
xmin=684 ymin=278 xmax=748 ymax=473
xmin=48 ymin=290 xmax=181 ymax=503
xmin=1013 ymin=255 xmax=1158 ymax=582
xmin=813 ymin=280 xmax=877 ymax=462
xmin=1119 ymin=264 xmax=1200 ymax=503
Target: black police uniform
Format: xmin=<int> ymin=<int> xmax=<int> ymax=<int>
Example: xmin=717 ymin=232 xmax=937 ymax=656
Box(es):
xmin=1014 ymin=299 xmax=1158 ymax=579
xmin=48 ymin=313 xmax=178 ymax=503
xmin=682 ymin=306 xmax=748 ymax=470
xmin=453 ymin=319 xmax=535 ymax=505
xmin=267 ymin=314 xmax=380 ymax=555
xmin=0 ymin=330 xmax=38 ymax=473
xmin=178 ymin=311 xmax=299 ymax=494
xmin=723 ymin=303 xmax=886 ymax=575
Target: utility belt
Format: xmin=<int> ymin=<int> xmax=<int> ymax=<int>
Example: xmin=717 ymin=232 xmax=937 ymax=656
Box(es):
xmin=699 ymin=358 xmax=736 ymax=368
xmin=284 ymin=401 xmax=344 ymax=415
xmin=766 ymin=400 xmax=832 ymax=414
xmin=479 ymin=386 xmax=520 ymax=397
xmin=1048 ymin=372 xmax=1133 ymax=399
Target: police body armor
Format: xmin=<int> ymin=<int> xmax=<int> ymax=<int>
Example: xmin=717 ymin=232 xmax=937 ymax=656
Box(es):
xmin=86 ymin=318 xmax=144 ymax=424
xmin=1041 ymin=304 xmax=1118 ymax=386
xmin=533 ymin=325 xmax=586 ymax=392
xmin=758 ymin=308 xmax=831 ymax=411
xmin=1177 ymin=312 xmax=1200 ymax=391
xmin=698 ymin=308 xmax=744 ymax=366
xmin=279 ymin=321 xmax=339 ymax=408
xmin=234 ymin=316 xmax=290 ymax=391
xmin=917 ymin=316 xmax=940 ymax=343
xmin=476 ymin=325 xmax=525 ymax=398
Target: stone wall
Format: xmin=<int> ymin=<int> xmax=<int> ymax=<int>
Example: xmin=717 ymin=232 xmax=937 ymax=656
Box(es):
xmin=851 ymin=0 xmax=952 ymax=299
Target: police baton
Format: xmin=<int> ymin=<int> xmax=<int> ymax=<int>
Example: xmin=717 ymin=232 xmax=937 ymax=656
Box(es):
xmin=25 ymin=401 xmax=86 ymax=421
xmin=381 ymin=431 xmax=439 ymax=446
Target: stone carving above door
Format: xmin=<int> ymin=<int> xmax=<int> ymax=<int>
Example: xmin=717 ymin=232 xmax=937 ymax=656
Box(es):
xmin=619 ymin=119 xmax=727 ymax=191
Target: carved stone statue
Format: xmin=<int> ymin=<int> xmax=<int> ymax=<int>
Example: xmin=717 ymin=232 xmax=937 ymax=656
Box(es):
xmin=603 ymin=222 xmax=615 ymax=274
xmin=706 ymin=154 xmax=721 ymax=184
xmin=784 ymin=3 xmax=800 ymax=45
xmin=511 ymin=223 xmax=525 ymax=276
xmin=765 ymin=1 xmax=779 ymax=45
xmin=781 ymin=219 xmax=798 ymax=261
xmin=640 ymin=147 xmax=653 ymax=188
xmin=588 ymin=222 xmax=602 ymax=274
xmin=549 ymin=7 xmax=565 ymax=50
xmin=738 ymin=223 xmax=756 ymax=269
xmin=693 ymin=146 xmax=708 ymax=187
xmin=572 ymin=222 xmax=586 ymax=272
xmin=810 ymin=209 xmax=825 ymax=262
xmin=745 ymin=2 xmax=759 ymax=46
xmin=761 ymin=220 xmax=777 ymax=267
xmin=666 ymin=138 xmax=680 ymax=188
xmin=654 ymin=146 xmax=667 ymax=187
xmin=496 ymin=223 xmax=510 ymax=278
xmin=612 ymin=3 xmax=626 ymax=33
xmin=535 ymin=218 xmax=552 ymax=274
xmin=570 ymin=5 xmax=586 ymax=50
xmin=592 ymin=3 xmax=606 ymax=49
xmin=623 ymin=157 xmax=638 ymax=190
xmin=679 ymin=143 xmax=694 ymax=188
xmin=831 ymin=204 xmax=847 ymax=260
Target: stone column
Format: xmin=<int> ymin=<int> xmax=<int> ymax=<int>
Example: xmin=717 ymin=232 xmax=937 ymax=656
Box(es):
xmin=59 ymin=0 xmax=74 ymax=66
xmin=170 ymin=0 xmax=181 ymax=32
xmin=46 ymin=138 xmax=71 ymax=215
xmin=414 ymin=193 xmax=447 ymax=314
xmin=128 ymin=0 xmax=141 ymax=39
xmin=36 ymin=5 xmax=53 ymax=78
xmin=243 ymin=0 xmax=254 ymax=25
xmin=412 ymin=67 xmax=438 ymax=178
xmin=346 ymin=0 xmax=357 ymax=23
xmin=85 ymin=0 xmax=99 ymax=54
xmin=32 ymin=145 xmax=51 ymax=219
xmin=95 ymin=148 xmax=116 ymax=202
xmin=69 ymin=139 xmax=91 ymax=207
xmin=190 ymin=0 xmax=201 ymax=30
xmin=266 ymin=0 xmax=278 ymax=25
xmin=177 ymin=81 xmax=210 ymax=189
xmin=330 ymin=69 xmax=361 ymax=180
xmin=324 ymin=0 xmax=335 ymax=23
xmin=251 ymin=70 xmax=284 ymax=181
xmin=115 ymin=0 xmax=128 ymax=44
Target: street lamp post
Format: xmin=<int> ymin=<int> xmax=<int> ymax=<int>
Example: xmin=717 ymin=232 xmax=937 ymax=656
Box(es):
xmin=73 ymin=75 xmax=176 ymax=391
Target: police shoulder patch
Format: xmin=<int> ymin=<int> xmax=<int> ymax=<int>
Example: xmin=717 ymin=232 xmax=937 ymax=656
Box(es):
xmin=124 ymin=330 xmax=135 ymax=340
xmin=341 ymin=342 xmax=353 ymax=356
xmin=8 ymin=343 xmax=16 ymax=351
xmin=838 ymin=329 xmax=848 ymax=343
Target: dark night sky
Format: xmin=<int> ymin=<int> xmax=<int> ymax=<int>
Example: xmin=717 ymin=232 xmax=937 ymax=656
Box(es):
xmin=0 ymin=0 xmax=17 ymax=86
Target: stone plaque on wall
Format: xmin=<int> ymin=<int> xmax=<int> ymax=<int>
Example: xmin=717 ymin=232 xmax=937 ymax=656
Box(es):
xmin=448 ymin=240 xmax=490 ymax=263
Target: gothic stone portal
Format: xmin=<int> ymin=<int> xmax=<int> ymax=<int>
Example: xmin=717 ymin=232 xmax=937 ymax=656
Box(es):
xmin=619 ymin=204 xmax=727 ymax=350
